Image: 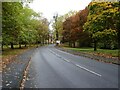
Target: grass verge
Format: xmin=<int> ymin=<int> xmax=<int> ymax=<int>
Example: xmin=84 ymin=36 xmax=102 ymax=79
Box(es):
xmin=57 ymin=45 xmax=119 ymax=64
xmin=63 ymin=47 xmax=118 ymax=57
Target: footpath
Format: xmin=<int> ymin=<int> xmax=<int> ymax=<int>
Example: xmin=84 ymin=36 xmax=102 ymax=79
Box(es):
xmin=2 ymin=48 xmax=36 ymax=89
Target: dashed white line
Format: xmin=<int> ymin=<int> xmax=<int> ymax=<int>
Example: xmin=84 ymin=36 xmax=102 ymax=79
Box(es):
xmin=55 ymin=48 xmax=74 ymax=55
xmin=75 ymin=64 xmax=102 ymax=77
xmin=49 ymin=49 xmax=70 ymax=63
xmin=63 ymin=59 xmax=70 ymax=62
xmin=49 ymin=49 xmax=101 ymax=77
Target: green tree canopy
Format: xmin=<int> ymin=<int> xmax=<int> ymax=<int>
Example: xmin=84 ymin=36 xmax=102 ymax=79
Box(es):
xmin=83 ymin=2 xmax=119 ymax=50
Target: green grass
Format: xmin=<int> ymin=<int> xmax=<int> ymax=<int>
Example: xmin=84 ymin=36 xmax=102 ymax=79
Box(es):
xmin=2 ymin=44 xmax=37 ymax=56
xmin=3 ymin=44 xmax=39 ymax=49
xmin=2 ymin=44 xmax=44 ymax=57
xmin=2 ymin=48 xmax=28 ymax=57
xmin=63 ymin=47 xmax=118 ymax=57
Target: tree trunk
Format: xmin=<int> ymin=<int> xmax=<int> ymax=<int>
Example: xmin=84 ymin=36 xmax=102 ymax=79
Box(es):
xmin=94 ymin=41 xmax=97 ymax=51
xmin=79 ymin=40 xmax=81 ymax=48
xmin=10 ymin=42 xmax=14 ymax=49
xmin=69 ymin=41 xmax=72 ymax=47
xmin=25 ymin=44 xmax=27 ymax=47
xmin=43 ymin=39 xmax=44 ymax=45
xmin=19 ymin=44 xmax=21 ymax=48
xmin=42 ymin=37 xmax=44 ymax=45
xmin=2 ymin=43 xmax=3 ymax=51
xmin=73 ymin=42 xmax=75 ymax=48
xmin=48 ymin=36 xmax=49 ymax=44
xmin=69 ymin=41 xmax=71 ymax=47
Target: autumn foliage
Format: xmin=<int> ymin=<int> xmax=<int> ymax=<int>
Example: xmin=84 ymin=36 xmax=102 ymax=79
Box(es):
xmin=62 ymin=1 xmax=119 ymax=50
xmin=84 ymin=2 xmax=119 ymax=50
xmin=62 ymin=7 xmax=91 ymax=47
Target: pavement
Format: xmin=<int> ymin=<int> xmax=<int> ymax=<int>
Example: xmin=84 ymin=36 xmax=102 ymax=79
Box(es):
xmin=24 ymin=45 xmax=119 ymax=88
xmin=0 ymin=72 xmax=2 ymax=90
xmin=2 ymin=48 xmax=36 ymax=89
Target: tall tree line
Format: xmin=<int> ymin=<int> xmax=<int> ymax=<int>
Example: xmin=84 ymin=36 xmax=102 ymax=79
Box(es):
xmin=2 ymin=2 xmax=49 ymax=49
xmin=53 ymin=1 xmax=119 ymax=50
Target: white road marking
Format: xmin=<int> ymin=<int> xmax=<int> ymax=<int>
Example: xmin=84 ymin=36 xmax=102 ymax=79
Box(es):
xmin=56 ymin=54 xmax=60 ymax=57
xmin=63 ymin=59 xmax=70 ymax=62
xmin=55 ymin=48 xmax=73 ymax=55
xmin=49 ymin=49 xmax=70 ymax=63
xmin=6 ymin=83 xmax=10 ymax=86
xmin=75 ymin=64 xmax=102 ymax=77
xmin=49 ymin=49 xmax=101 ymax=77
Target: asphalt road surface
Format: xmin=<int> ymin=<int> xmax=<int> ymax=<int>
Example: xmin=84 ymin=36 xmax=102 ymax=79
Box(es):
xmin=24 ymin=45 xmax=119 ymax=88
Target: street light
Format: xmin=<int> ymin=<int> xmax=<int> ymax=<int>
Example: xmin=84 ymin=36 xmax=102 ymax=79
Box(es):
xmin=53 ymin=13 xmax=59 ymax=41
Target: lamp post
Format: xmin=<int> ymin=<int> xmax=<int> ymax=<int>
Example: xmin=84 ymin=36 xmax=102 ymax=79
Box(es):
xmin=48 ymin=22 xmax=51 ymax=44
xmin=53 ymin=13 xmax=59 ymax=43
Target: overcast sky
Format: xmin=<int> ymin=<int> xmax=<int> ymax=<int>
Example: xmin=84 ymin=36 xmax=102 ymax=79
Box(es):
xmin=29 ymin=0 xmax=92 ymax=21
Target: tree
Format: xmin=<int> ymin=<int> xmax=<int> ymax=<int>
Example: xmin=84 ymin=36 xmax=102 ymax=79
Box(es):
xmin=63 ymin=17 xmax=72 ymax=46
xmin=52 ymin=11 xmax=77 ymax=44
xmin=52 ymin=16 xmax=64 ymax=41
xmin=18 ymin=7 xmax=41 ymax=47
xmin=2 ymin=2 xmax=23 ymax=49
xmin=62 ymin=8 xmax=90 ymax=47
xmin=83 ymin=2 xmax=119 ymax=50
xmin=2 ymin=2 xmax=49 ymax=49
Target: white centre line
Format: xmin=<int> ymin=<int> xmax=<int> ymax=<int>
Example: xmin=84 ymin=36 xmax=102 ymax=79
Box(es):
xmin=75 ymin=64 xmax=102 ymax=77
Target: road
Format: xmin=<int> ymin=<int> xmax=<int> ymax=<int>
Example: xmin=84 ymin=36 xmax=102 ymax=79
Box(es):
xmin=24 ymin=45 xmax=118 ymax=88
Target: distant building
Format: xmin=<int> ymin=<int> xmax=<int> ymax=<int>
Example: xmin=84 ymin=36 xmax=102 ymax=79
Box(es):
xmin=92 ymin=0 xmax=120 ymax=2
